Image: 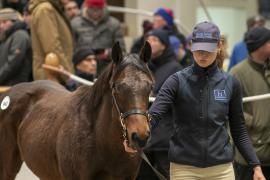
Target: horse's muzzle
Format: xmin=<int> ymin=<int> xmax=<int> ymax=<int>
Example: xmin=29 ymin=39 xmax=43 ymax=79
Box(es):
xmin=131 ymin=132 xmax=149 ymax=148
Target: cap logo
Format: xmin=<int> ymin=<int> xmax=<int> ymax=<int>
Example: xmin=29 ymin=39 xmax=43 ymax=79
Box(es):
xmin=195 ymin=32 xmax=218 ymax=39
xmin=195 ymin=32 xmax=212 ymax=39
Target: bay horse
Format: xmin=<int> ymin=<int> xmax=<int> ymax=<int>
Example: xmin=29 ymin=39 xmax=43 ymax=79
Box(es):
xmin=0 ymin=42 xmax=153 ymax=180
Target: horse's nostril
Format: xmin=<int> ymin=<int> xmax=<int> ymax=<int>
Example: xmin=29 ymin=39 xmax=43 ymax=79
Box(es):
xmin=131 ymin=133 xmax=148 ymax=148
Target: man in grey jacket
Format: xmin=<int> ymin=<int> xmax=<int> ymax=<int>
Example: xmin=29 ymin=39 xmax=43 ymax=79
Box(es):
xmin=71 ymin=0 xmax=125 ymax=76
xmin=0 ymin=8 xmax=32 ymax=86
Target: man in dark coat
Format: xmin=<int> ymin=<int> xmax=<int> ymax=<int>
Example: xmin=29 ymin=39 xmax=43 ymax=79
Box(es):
xmin=0 ymin=8 xmax=32 ymax=86
xmin=136 ymin=29 xmax=182 ymax=180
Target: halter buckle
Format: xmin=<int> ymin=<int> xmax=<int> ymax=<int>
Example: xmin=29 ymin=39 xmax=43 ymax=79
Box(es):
xmin=147 ymin=112 xmax=152 ymax=122
xmin=120 ymin=113 xmax=126 ymax=128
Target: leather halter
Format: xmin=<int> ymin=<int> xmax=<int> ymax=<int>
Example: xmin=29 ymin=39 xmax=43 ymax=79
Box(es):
xmin=110 ymin=60 xmax=154 ymax=142
xmin=111 ymin=86 xmax=151 ymax=141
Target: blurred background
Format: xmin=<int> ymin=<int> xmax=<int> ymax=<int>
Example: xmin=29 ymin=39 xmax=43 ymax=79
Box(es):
xmin=108 ymin=0 xmax=270 ymax=52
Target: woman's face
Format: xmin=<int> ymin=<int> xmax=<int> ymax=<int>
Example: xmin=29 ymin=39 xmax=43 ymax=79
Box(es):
xmin=193 ymin=48 xmax=218 ymax=68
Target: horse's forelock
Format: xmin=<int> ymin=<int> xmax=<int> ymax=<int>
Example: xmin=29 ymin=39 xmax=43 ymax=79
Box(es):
xmin=113 ymin=54 xmax=152 ymax=80
xmin=111 ymin=55 xmax=153 ymax=94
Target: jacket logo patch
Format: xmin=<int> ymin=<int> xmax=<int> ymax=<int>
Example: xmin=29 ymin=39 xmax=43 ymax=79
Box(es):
xmin=214 ymin=89 xmax=227 ymax=101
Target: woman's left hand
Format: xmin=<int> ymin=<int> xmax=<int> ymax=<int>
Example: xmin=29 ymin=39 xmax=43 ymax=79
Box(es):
xmin=253 ymin=166 xmax=266 ymax=180
xmin=123 ymin=140 xmax=137 ymax=153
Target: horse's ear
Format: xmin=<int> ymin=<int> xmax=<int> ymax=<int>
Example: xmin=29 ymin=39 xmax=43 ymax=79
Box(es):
xmin=111 ymin=42 xmax=123 ymax=65
xmin=139 ymin=41 xmax=152 ymax=63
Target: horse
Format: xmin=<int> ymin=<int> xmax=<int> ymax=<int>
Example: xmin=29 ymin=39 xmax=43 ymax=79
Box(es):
xmin=0 ymin=42 xmax=154 ymax=180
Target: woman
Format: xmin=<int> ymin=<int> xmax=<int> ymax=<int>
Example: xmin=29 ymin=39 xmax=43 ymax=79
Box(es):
xmin=148 ymin=21 xmax=265 ymax=180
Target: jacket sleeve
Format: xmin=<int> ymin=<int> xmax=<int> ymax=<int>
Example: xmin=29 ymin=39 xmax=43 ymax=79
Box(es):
xmin=149 ymin=73 xmax=179 ymax=129
xmin=0 ymin=31 xmax=30 ymax=83
xmin=228 ymin=77 xmax=260 ymax=166
xmin=33 ymin=6 xmax=73 ymax=73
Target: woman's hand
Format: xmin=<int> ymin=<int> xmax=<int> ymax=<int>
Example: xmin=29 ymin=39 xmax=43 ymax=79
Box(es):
xmin=253 ymin=166 xmax=266 ymax=180
xmin=123 ymin=140 xmax=137 ymax=153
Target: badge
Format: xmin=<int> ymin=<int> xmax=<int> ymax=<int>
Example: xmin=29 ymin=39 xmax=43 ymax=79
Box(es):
xmin=214 ymin=89 xmax=227 ymax=101
xmin=1 ymin=96 xmax=10 ymax=110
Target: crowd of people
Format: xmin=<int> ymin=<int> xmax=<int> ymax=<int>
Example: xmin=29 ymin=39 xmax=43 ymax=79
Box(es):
xmin=0 ymin=0 xmax=269 ymax=179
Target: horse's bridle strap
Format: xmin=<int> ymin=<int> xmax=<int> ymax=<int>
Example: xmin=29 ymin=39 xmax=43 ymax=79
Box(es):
xmin=112 ymin=88 xmax=150 ymax=121
xmin=121 ymin=109 xmax=149 ymax=120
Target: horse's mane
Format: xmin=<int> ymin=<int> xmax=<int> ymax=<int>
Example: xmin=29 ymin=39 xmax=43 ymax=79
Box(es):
xmin=74 ymin=63 xmax=113 ymax=114
xmin=73 ymin=54 xmax=152 ymax=124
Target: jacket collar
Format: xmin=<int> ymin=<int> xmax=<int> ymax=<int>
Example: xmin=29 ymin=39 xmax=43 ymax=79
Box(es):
xmin=248 ymin=57 xmax=265 ymax=73
xmin=29 ymin=0 xmax=72 ymax=33
xmin=0 ymin=21 xmax=27 ymax=41
xmin=192 ymin=60 xmax=218 ymax=77
xmin=148 ymin=47 xmax=175 ymax=71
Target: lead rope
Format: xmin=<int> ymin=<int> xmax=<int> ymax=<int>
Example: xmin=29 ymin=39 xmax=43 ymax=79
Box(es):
xmin=140 ymin=152 xmax=167 ymax=180
xmin=143 ymin=65 xmax=167 ymax=180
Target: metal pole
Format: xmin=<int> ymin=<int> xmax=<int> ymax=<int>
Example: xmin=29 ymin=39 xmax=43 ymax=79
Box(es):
xmin=42 ymin=64 xmax=270 ymax=104
xmin=198 ymin=0 xmax=213 ymax=22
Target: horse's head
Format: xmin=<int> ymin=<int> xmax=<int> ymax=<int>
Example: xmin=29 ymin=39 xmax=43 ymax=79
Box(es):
xmin=110 ymin=42 xmax=153 ymax=151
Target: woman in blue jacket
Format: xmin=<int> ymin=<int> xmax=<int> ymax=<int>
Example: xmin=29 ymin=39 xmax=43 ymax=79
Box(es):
xmin=149 ymin=21 xmax=265 ymax=180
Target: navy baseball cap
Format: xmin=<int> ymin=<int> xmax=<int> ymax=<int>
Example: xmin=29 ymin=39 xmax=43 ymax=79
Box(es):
xmin=191 ymin=21 xmax=220 ymax=52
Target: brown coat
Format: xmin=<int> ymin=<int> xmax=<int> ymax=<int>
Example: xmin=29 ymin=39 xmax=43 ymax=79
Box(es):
xmin=29 ymin=0 xmax=74 ymax=83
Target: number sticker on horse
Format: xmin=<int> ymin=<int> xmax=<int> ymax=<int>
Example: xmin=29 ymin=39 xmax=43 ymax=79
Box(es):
xmin=1 ymin=96 xmax=10 ymax=110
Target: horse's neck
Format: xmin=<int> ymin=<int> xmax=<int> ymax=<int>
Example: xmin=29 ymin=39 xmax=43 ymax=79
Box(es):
xmin=76 ymin=83 xmax=124 ymax=146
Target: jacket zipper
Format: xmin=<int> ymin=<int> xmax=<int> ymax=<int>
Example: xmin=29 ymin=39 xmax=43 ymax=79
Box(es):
xmin=203 ymin=75 xmax=209 ymax=166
